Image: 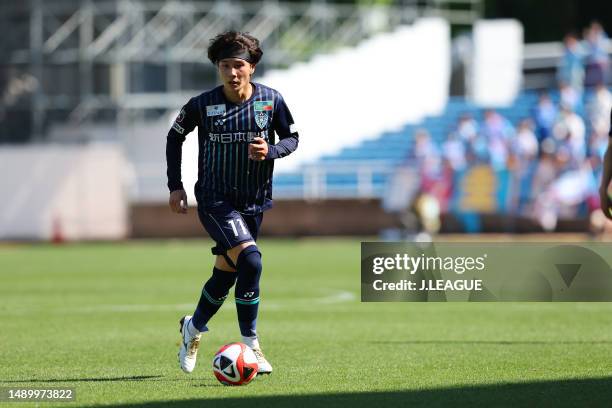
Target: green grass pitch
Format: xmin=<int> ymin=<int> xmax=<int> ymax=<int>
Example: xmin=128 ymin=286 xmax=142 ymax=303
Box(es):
xmin=1 ymin=238 xmax=612 ymax=407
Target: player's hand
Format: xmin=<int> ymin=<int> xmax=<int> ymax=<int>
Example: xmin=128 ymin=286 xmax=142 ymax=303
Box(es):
xmin=248 ymin=137 xmax=268 ymax=161
xmin=599 ymin=186 xmax=612 ymax=220
xmin=169 ymin=189 xmax=188 ymax=214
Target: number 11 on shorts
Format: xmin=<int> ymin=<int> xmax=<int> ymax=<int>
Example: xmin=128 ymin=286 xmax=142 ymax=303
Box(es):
xmin=228 ymin=219 xmax=248 ymax=237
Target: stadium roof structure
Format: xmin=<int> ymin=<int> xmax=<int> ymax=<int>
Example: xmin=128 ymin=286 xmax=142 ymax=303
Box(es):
xmin=0 ymin=0 xmax=482 ymax=141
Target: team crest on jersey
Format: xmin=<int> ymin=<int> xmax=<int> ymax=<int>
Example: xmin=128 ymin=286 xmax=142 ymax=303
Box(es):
xmin=206 ymin=104 xmax=226 ymax=117
xmin=254 ymin=100 xmax=273 ymax=129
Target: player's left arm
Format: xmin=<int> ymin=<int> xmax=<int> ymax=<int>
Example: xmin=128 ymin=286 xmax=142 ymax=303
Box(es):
xmin=250 ymin=94 xmax=299 ymax=161
xmin=266 ymin=94 xmax=299 ymax=159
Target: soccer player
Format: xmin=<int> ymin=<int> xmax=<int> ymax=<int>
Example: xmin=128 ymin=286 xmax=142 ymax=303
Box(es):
xmin=166 ymin=31 xmax=299 ymax=374
xmin=599 ymin=108 xmax=612 ymax=220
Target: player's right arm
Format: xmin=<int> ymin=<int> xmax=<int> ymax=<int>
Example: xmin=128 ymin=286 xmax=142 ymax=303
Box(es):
xmin=600 ymin=140 xmax=612 ymax=220
xmin=166 ymin=97 xmax=199 ymax=214
xmin=599 ymin=108 xmax=612 ymax=220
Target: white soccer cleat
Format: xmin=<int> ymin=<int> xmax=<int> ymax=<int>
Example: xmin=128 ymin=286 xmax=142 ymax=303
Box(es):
xmin=252 ymin=348 xmax=273 ymax=375
xmin=178 ymin=315 xmax=201 ymax=374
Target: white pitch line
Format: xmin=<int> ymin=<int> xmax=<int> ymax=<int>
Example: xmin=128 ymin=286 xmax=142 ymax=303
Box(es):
xmin=73 ymin=303 xmax=196 ymax=313
xmin=54 ymin=291 xmax=357 ymax=314
xmin=313 ymin=290 xmax=356 ymax=304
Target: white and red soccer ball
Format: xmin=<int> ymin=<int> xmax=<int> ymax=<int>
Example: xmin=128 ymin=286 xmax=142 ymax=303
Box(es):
xmin=212 ymin=342 xmax=258 ymax=386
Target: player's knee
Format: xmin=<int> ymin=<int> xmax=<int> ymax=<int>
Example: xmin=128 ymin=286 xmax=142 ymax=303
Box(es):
xmin=235 ymin=246 xmax=261 ymax=301
xmin=236 ymin=245 xmax=262 ymax=282
xmin=236 ymin=245 xmax=262 ymax=294
xmin=227 ymin=241 xmax=255 ymax=264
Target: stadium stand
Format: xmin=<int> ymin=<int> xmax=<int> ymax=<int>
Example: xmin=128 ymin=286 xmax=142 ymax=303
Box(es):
xmin=273 ymin=87 xmax=608 ymax=215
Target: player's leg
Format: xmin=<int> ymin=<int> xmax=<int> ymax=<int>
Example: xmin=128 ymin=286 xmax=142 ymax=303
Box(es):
xmin=226 ymin=213 xmax=262 ymax=340
xmin=227 ymin=241 xmax=261 ymax=342
xmin=179 ymin=255 xmax=237 ymax=374
xmin=177 ymin=204 xmax=243 ymax=373
xmin=190 ymin=255 xmax=237 ymax=330
xmin=225 ymin=213 xmax=272 ymax=374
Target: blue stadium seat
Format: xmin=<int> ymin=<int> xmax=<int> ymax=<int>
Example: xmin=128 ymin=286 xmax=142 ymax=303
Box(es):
xmin=274 ymin=88 xmax=609 ymax=199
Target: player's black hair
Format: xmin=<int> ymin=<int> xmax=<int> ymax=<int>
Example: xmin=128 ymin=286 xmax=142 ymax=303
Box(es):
xmin=207 ymin=31 xmax=263 ymax=65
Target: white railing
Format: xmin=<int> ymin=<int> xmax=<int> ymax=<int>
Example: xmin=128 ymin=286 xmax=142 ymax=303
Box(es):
xmin=274 ymin=160 xmax=400 ymax=200
xmin=130 ymin=160 xmax=400 ymax=202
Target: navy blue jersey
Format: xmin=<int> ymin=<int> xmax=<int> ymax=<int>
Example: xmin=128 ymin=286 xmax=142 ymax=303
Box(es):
xmin=166 ymin=83 xmax=299 ymax=214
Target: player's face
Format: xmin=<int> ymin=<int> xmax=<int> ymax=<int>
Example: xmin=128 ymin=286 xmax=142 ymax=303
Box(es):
xmin=218 ymin=58 xmax=255 ymax=92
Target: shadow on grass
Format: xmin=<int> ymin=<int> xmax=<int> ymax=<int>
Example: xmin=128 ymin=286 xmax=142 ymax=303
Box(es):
xmin=2 ymin=375 xmax=227 ymax=388
xmin=370 ymin=340 xmax=612 ymax=345
xmin=106 ymin=377 xmax=612 ymax=408
xmin=2 ymin=375 xmax=164 ymax=383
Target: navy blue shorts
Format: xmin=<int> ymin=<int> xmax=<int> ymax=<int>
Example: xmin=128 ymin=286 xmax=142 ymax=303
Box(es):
xmin=197 ymin=201 xmax=263 ymax=251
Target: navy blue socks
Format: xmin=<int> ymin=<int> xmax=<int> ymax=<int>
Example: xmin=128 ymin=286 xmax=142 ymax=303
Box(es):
xmin=191 ymin=245 xmax=263 ymax=337
xmin=234 ymin=245 xmax=262 ymax=337
xmin=192 ymin=267 xmax=237 ymax=331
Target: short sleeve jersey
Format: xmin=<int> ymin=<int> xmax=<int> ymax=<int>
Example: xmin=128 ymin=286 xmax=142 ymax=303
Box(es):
xmin=166 ymin=83 xmax=298 ymax=214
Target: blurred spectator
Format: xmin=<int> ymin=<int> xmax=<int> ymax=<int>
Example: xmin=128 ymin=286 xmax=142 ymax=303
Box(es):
xmin=557 ymin=32 xmax=585 ymax=93
xmin=533 ymin=159 xmax=598 ymax=231
xmin=412 ymin=128 xmax=441 ymax=176
xmin=590 ymin=129 xmax=609 ymax=163
xmin=531 ymin=140 xmax=559 ymax=197
xmin=456 ymin=113 xmax=479 ymax=143
xmin=552 ymin=105 xmax=586 ymax=163
xmin=587 ymin=83 xmax=612 ymax=136
xmin=558 ymin=81 xmax=581 ymax=112
xmin=529 ymin=140 xmax=559 ymax=227
xmin=583 ymin=21 xmax=610 ymax=87
xmin=554 ymin=143 xmax=576 ymax=172
xmin=531 ymin=136 xmax=590 ymax=231
xmin=589 ymin=130 xmax=608 ymax=188
xmin=481 ymin=110 xmax=514 ymax=170
xmin=513 ymin=119 xmax=539 ymax=164
xmin=456 ymin=113 xmax=487 ymax=163
xmin=508 ymin=119 xmax=538 ymax=213
xmin=410 ymin=129 xmax=453 ymax=217
xmin=442 ymin=132 xmax=467 ymax=171
xmin=532 ymin=92 xmax=558 ymax=142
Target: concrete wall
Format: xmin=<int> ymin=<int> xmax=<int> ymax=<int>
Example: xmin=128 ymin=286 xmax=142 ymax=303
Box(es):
xmin=131 ymin=199 xmax=398 ymax=238
xmin=0 ymin=144 xmax=129 ymax=240
xmin=130 ymin=198 xmax=590 ymax=238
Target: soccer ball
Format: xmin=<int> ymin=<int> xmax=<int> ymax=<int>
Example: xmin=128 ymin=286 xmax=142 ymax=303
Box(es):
xmin=212 ymin=342 xmax=258 ymax=386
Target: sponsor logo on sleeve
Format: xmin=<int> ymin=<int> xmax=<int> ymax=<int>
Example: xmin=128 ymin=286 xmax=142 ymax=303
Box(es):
xmin=289 ymin=123 xmax=298 ymax=134
xmin=171 ymin=108 xmax=186 ymax=134
xmin=172 ymin=121 xmax=185 ymax=134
